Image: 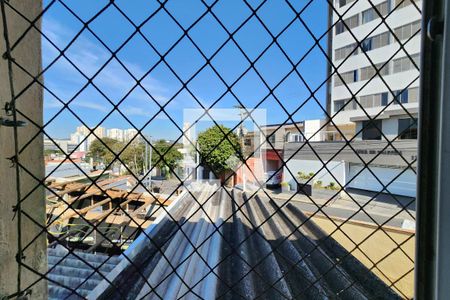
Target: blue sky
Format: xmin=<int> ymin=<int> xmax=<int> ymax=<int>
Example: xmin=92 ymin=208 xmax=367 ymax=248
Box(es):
xmin=42 ymin=0 xmax=329 ymax=140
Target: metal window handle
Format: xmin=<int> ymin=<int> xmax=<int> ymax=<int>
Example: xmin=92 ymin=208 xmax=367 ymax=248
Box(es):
xmin=427 ymin=17 xmax=444 ymax=41
xmin=0 ymin=117 xmax=27 ymax=127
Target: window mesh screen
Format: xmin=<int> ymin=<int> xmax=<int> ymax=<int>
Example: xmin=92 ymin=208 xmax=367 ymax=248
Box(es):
xmin=0 ymin=0 xmax=420 ymax=298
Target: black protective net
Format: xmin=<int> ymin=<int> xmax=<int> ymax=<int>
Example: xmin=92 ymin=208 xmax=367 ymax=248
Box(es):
xmin=0 ymin=0 xmax=420 ymax=299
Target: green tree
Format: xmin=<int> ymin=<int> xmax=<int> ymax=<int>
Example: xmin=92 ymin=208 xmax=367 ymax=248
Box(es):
xmin=197 ymin=125 xmax=242 ymax=175
xmin=121 ymin=140 xmax=145 ymax=174
xmin=151 ymin=140 xmax=183 ymax=177
xmin=88 ymin=137 xmax=121 ymax=166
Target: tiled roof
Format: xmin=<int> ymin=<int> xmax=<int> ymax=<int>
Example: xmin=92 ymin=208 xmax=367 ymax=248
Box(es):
xmin=48 ymin=183 xmax=400 ymax=299
xmin=47 ymin=248 xmax=120 ymax=299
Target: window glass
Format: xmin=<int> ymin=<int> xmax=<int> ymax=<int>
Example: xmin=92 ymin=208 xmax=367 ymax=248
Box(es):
xmin=336 ymin=21 xmax=344 ymax=34
xmin=381 ymin=92 xmax=389 ymax=106
xmin=362 ymin=120 xmax=383 ymax=140
xmin=398 ymin=118 xmax=418 ymax=139
xmin=360 ymin=95 xmax=373 ymax=108
xmin=343 ymin=99 xmax=357 ymax=111
xmin=394 ymin=21 xmax=421 ymax=41
xmin=395 ymin=0 xmax=419 ymax=9
xmin=409 ymin=87 xmax=419 ymax=102
xmin=401 ymin=89 xmax=409 ymax=103
xmin=362 ymin=9 xmax=374 ymax=24
xmin=334 ymin=70 xmax=357 ymax=86
xmin=362 ymin=38 xmax=372 ymax=52
xmin=393 ymin=54 xmax=420 ymax=73
xmin=373 ymin=94 xmax=382 ymax=107
xmin=334 ymin=100 xmax=345 ymax=112
xmin=360 ymin=63 xmax=390 ymax=81
xmin=361 ymin=2 xmax=389 ymax=24
xmin=401 ymin=57 xmax=410 ymax=71
xmin=339 ymin=0 xmax=356 ymax=7
xmin=393 ymin=58 xmax=402 ymax=73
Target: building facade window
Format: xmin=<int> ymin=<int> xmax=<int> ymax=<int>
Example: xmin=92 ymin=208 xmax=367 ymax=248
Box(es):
xmin=336 ymin=14 xmax=359 ymax=35
xmin=362 ymin=120 xmax=383 ymax=140
xmin=361 ymin=1 xmax=389 ymax=24
xmin=291 ymin=134 xmax=302 ymax=142
xmin=361 ymin=32 xmax=390 ymax=52
xmin=394 ymin=20 xmax=421 ymax=41
xmin=268 ymin=134 xmax=276 ymax=143
xmin=393 ymin=54 xmax=420 ymax=73
xmin=338 ymin=0 xmax=356 ymax=7
xmin=381 ymin=92 xmax=389 ymax=106
xmin=335 ymin=43 xmax=359 ymax=61
xmin=394 ymin=89 xmax=409 ymax=103
xmin=398 ymin=118 xmax=418 ymax=139
xmin=334 ymin=100 xmax=345 ymax=111
xmin=334 ymin=70 xmax=358 ymax=86
xmin=408 ymin=87 xmax=419 ymax=103
xmin=334 ymin=99 xmax=358 ymax=111
xmin=395 ymin=0 xmax=420 ymax=10
xmin=360 ymin=62 xmax=390 ymax=81
xmin=336 ymin=21 xmax=345 ymax=34
xmin=360 ymin=93 xmax=382 ymax=108
xmin=285 ymin=132 xmax=302 ymax=142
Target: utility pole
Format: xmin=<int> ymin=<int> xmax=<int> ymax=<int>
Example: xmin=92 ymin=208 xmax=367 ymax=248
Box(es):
xmin=234 ymin=105 xmax=247 ymax=191
xmin=143 ymin=135 xmax=152 ymax=189
xmin=149 ymin=136 xmax=152 ymax=189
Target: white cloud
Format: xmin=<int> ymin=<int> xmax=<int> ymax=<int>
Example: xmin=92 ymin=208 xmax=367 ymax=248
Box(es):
xmin=121 ymin=105 xmax=169 ymax=120
xmin=71 ymin=100 xmax=110 ymax=112
xmin=42 ymin=16 xmax=171 ymax=108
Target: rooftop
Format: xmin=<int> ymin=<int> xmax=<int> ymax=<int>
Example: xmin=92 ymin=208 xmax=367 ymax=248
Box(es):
xmin=47 ymin=183 xmax=400 ymax=299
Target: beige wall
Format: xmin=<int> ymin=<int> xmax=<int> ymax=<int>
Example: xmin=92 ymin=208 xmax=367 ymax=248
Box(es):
xmin=0 ymin=1 xmax=46 ymax=299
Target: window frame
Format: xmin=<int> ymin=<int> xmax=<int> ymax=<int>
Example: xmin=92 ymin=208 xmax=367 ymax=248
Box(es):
xmin=362 ymin=119 xmax=383 ymax=140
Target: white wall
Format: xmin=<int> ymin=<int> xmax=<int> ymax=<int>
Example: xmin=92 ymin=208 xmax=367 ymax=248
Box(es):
xmin=284 ymin=159 xmax=346 ymax=188
xmin=304 ymin=119 xmax=326 ymax=141
xmin=348 ymin=164 xmax=416 ymax=197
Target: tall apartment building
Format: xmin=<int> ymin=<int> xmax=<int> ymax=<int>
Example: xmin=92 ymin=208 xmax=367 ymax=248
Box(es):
xmin=124 ymin=128 xmax=138 ymax=141
xmin=75 ymin=125 xmax=106 ymax=149
xmin=70 ymin=132 xmax=88 ymax=152
xmin=107 ymin=128 xmax=125 ymax=141
xmin=329 ymin=0 xmax=421 ymax=141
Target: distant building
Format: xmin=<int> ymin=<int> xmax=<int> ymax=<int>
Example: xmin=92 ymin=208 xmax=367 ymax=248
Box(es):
xmin=107 ymin=128 xmax=125 ymax=141
xmin=328 ymin=0 xmax=420 ymax=140
xmin=319 ymin=0 xmax=421 ymax=196
xmin=44 ymin=138 xmax=77 ymax=154
xmin=180 ymin=122 xmax=196 ymax=180
xmin=75 ymin=125 xmax=106 ymax=149
xmin=70 ymin=132 xmax=87 ymax=152
xmin=124 ymin=128 xmax=138 ymax=141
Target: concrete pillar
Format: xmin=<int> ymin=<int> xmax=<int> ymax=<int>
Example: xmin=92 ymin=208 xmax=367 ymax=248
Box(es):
xmin=0 ymin=1 xmax=46 ymax=299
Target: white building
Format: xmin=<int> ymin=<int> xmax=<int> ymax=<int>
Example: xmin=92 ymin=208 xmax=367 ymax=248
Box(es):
xmin=180 ymin=122 xmax=197 ymax=180
xmin=124 ymin=128 xmax=138 ymax=141
xmin=76 ymin=125 xmax=106 ymax=149
xmin=70 ymin=132 xmax=88 ymax=152
xmin=330 ymin=0 xmax=420 ymax=141
xmin=107 ymin=128 xmax=125 ymax=141
xmin=279 ymin=3 xmax=421 ymax=198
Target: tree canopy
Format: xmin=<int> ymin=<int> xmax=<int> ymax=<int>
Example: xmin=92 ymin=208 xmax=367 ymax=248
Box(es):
xmin=197 ymin=125 xmax=242 ymax=175
xmin=87 ymin=137 xmax=182 ymax=177
xmin=88 ymin=137 xmax=121 ymax=166
xmin=151 ymin=139 xmax=183 ymax=175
